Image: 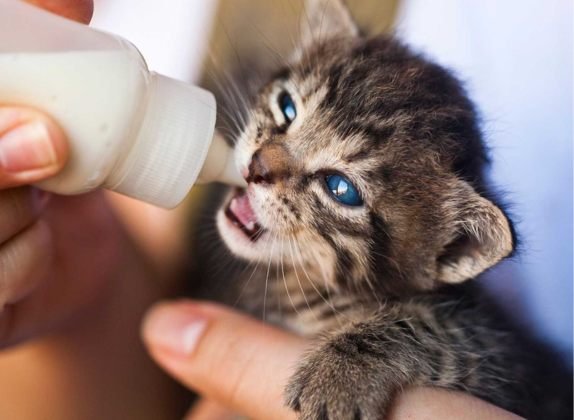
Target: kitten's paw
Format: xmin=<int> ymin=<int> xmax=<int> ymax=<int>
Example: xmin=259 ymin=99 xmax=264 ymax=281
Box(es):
xmin=285 ymin=338 xmax=394 ymax=420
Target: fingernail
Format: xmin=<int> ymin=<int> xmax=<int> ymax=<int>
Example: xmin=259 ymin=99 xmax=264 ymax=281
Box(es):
xmin=0 ymin=121 xmax=57 ymax=173
xmin=143 ymin=303 xmax=207 ymax=356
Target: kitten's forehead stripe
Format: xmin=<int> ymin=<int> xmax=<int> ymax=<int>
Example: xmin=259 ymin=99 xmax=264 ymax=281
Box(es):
xmin=284 ymin=36 xmax=488 ymax=187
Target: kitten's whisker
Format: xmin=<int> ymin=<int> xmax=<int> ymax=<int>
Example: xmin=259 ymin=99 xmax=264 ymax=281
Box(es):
xmin=280 ymin=0 xmax=303 ymax=62
xmin=213 ymin=96 xmax=244 ymax=137
xmin=306 ymin=244 xmax=341 ymax=315
xmin=232 ymin=251 xmax=264 ymax=309
xmin=224 ymin=75 xmax=251 ymax=127
xmin=218 ymin=103 xmax=244 ymax=135
xmin=317 ymin=0 xmax=332 ymax=46
xmin=276 ymin=238 xmax=283 ymax=317
xmin=305 ymin=246 xmax=347 ymax=326
xmin=249 ymin=24 xmax=293 ymax=72
xmin=290 ymin=0 xmax=320 ymax=80
xmin=263 ymin=232 xmax=279 ymax=321
xmin=204 ymin=54 xmax=249 ymax=133
xmin=204 ymin=63 xmax=243 ymax=116
xmin=292 ymin=237 xmax=347 ymax=325
xmin=370 ymin=250 xmax=405 ymax=279
xmin=311 ymin=245 xmax=334 ymax=295
xmin=287 ymin=235 xmax=317 ymax=321
xmin=281 ymin=236 xmax=300 ymax=317
xmin=219 ymin=21 xmax=247 ymax=83
xmin=364 ymin=275 xmax=384 ymax=309
xmin=214 ymin=125 xmax=237 ymax=138
xmin=209 ymin=43 xmax=258 ymax=131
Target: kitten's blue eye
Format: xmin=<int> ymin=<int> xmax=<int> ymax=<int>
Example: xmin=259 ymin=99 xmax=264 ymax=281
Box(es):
xmin=278 ymin=91 xmax=297 ymax=124
xmin=325 ymin=174 xmax=363 ymax=206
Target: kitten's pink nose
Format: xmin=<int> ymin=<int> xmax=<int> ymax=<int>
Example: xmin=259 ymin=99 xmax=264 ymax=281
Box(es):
xmin=246 ymin=144 xmax=290 ymax=184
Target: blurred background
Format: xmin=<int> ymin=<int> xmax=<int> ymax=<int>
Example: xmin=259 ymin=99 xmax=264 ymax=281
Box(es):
xmin=91 ymin=0 xmax=572 ymax=363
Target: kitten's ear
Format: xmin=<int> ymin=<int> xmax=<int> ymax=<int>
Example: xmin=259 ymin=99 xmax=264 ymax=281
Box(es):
xmin=436 ymin=180 xmax=515 ymax=284
xmin=300 ymin=0 xmax=359 ymax=45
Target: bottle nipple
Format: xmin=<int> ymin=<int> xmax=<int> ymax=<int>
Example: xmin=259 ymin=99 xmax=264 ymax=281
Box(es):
xmin=198 ymin=131 xmax=246 ymax=187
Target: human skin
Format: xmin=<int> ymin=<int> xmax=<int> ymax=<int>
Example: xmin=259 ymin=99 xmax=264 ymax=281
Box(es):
xmin=0 ymin=1 xmax=523 ymax=419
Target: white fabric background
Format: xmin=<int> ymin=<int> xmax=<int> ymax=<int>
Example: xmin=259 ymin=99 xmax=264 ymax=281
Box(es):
xmin=91 ymin=0 xmax=217 ymax=82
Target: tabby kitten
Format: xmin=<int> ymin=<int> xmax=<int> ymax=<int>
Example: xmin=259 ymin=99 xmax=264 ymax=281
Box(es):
xmin=199 ymin=0 xmax=571 ymax=418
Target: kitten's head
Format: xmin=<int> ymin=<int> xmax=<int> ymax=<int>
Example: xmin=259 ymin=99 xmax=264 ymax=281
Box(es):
xmin=217 ymin=0 xmax=514 ymax=296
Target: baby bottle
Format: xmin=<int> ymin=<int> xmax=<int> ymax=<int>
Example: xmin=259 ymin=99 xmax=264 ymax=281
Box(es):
xmin=0 ymin=0 xmax=242 ymax=208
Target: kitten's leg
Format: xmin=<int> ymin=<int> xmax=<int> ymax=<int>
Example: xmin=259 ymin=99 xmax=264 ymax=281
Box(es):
xmin=285 ymin=301 xmax=527 ymax=420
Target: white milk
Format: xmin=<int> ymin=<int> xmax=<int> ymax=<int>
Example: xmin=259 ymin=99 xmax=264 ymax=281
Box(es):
xmin=0 ymin=50 xmax=146 ymax=192
xmin=0 ymin=0 xmax=243 ymax=208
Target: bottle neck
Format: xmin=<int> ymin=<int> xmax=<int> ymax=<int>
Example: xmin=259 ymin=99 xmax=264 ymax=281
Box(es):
xmin=197 ymin=131 xmax=246 ymax=187
xmin=105 ymin=73 xmax=217 ymax=208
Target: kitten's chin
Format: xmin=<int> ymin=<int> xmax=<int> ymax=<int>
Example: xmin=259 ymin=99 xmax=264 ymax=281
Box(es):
xmin=217 ymin=188 xmax=269 ymax=260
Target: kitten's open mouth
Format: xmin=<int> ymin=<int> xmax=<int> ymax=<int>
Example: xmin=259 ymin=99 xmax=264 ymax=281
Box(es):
xmin=225 ymin=188 xmax=264 ymax=241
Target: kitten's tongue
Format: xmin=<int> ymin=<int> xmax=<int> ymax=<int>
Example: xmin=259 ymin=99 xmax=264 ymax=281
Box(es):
xmin=229 ymin=191 xmax=258 ymax=231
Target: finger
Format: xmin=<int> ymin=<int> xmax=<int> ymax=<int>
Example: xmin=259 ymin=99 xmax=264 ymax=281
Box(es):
xmin=142 ymin=300 xmax=307 ymax=420
xmin=0 ymin=220 xmax=52 ymax=311
xmin=387 ymin=387 xmax=523 ymax=420
xmin=0 ymin=107 xmax=69 ymax=189
xmin=24 ymin=0 xmax=93 ymax=24
xmin=0 ymin=192 xmax=121 ymax=349
xmin=0 ymin=187 xmax=50 ymax=244
xmin=185 ymin=399 xmax=236 ymax=420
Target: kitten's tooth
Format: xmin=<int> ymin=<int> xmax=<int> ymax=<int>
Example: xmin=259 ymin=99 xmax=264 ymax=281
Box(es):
xmin=246 ymin=221 xmax=255 ymax=231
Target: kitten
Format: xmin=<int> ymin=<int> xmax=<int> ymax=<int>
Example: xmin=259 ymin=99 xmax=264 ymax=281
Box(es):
xmin=193 ymin=1 xmax=572 ymax=418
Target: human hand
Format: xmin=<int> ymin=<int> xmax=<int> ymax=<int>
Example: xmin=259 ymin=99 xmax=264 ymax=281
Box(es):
xmin=142 ymin=300 xmax=524 ymax=420
xmin=0 ymin=0 xmax=146 ymax=349
xmin=0 ymin=109 xmax=133 ymax=349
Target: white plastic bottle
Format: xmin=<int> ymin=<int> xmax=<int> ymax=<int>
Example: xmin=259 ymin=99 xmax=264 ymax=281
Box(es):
xmin=0 ymin=0 xmax=243 ymax=208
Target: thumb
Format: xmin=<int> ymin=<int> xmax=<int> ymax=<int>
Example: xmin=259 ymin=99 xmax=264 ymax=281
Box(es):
xmin=0 ymin=107 xmax=69 ymax=189
xmin=141 ymin=300 xmax=307 ymax=420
